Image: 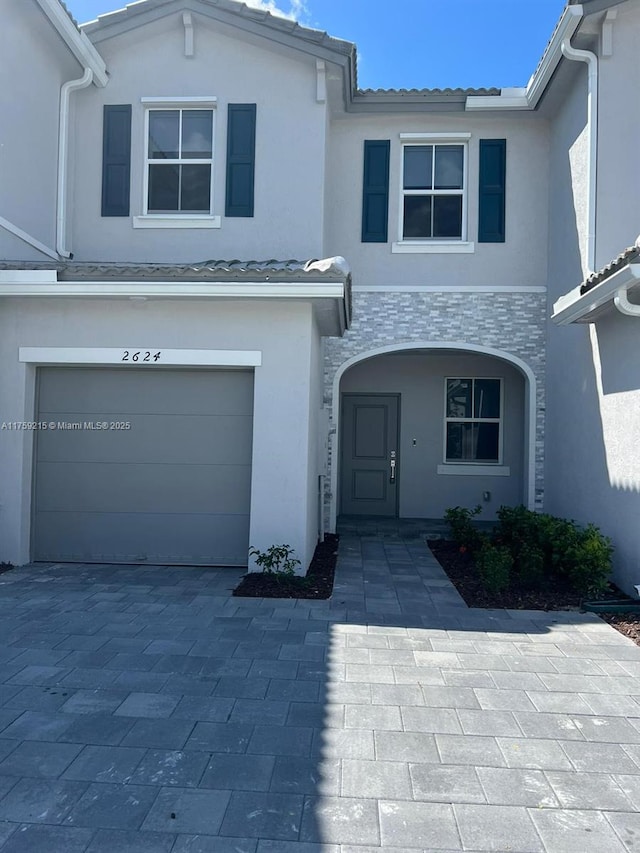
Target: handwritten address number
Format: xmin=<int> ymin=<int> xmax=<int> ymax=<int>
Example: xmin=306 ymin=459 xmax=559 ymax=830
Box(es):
xmin=122 ymin=351 xmax=162 ymax=363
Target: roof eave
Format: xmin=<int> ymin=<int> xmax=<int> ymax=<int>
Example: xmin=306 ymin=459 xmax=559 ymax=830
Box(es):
xmin=35 ymin=0 xmax=109 ymax=86
xmin=552 ymin=263 xmax=640 ymax=325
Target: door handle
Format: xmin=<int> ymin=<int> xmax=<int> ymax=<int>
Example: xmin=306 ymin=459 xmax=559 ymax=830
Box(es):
xmin=390 ymin=451 xmax=396 ymax=484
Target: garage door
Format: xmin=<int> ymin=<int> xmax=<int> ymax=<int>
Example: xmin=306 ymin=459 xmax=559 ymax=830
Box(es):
xmin=33 ymin=367 xmax=253 ymax=566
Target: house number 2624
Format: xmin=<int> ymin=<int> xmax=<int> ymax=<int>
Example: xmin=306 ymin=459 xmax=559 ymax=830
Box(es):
xmin=122 ymin=351 xmax=162 ymax=362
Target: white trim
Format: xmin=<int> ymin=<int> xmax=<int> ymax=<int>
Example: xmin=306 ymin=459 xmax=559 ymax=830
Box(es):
xmin=0 ymin=218 xmax=58 ymax=260
xmin=437 ymin=464 xmax=510 ymax=476
xmin=552 ymin=264 xmax=640 ymax=325
xmin=391 ymin=242 xmax=475 ymax=254
xmin=399 ymin=132 xmax=472 ymax=141
xmin=133 ymin=216 xmax=221 ymax=229
xmin=182 ymin=12 xmax=194 ymax=57
xmin=140 ymin=97 xmax=217 ymax=105
xmin=354 ymin=285 xmax=546 ymax=293
xmin=35 ymin=0 xmax=108 ymax=87
xmin=19 ymin=347 xmax=262 ymax=367
xmin=329 ymin=341 xmax=537 ymax=530
xmin=0 ymin=281 xmax=345 ymax=299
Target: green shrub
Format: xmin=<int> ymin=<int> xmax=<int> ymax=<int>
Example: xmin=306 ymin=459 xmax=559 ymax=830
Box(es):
xmin=476 ymin=543 xmax=512 ymax=594
xmin=514 ymin=542 xmax=545 ymax=589
xmin=249 ymin=544 xmax=300 ymax=578
xmin=443 ymin=503 xmax=614 ymax=598
xmin=563 ymin=524 xmax=613 ymax=596
xmin=444 ymin=505 xmax=483 ymax=551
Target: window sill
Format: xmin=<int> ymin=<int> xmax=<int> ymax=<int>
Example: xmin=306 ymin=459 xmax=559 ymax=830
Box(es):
xmin=437 ymin=464 xmax=510 ymax=476
xmin=133 ymin=216 xmax=221 ymax=229
xmin=392 ymin=241 xmax=475 ymax=254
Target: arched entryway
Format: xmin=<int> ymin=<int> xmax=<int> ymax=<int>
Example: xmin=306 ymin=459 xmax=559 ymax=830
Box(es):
xmin=329 ymin=342 xmax=537 ymax=530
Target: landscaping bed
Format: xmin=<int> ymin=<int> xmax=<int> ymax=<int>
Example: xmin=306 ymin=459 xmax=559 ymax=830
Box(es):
xmin=429 ymin=535 xmax=640 ymax=647
xmin=233 ymin=534 xmax=338 ymax=599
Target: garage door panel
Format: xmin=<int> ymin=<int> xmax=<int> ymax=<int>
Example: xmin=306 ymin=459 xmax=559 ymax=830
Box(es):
xmin=36 ymin=414 xmax=253 ymax=465
xmin=38 ymin=368 xmax=254 ymax=417
xmin=36 ymin=462 xmax=251 ymax=514
xmin=33 ymin=511 xmax=250 ymax=566
xmin=34 ymin=367 xmax=254 ymax=566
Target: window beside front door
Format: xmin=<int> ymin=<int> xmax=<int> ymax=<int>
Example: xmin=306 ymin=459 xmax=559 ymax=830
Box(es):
xmin=444 ymin=377 xmax=502 ymax=463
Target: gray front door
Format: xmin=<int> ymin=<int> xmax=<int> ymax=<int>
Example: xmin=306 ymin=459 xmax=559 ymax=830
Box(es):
xmin=340 ymin=394 xmax=399 ymax=516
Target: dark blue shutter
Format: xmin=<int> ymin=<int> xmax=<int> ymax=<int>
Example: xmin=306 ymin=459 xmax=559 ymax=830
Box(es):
xmin=101 ymin=105 xmax=131 ymax=217
xmin=478 ymin=139 xmax=506 ymax=243
xmin=225 ymin=104 xmax=256 ymax=217
xmin=361 ymin=140 xmax=390 ymax=242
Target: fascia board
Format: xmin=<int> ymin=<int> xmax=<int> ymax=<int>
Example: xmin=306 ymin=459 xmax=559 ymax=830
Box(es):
xmin=35 ymin=0 xmax=108 ymax=86
xmin=551 ymin=264 xmax=640 ymax=325
xmin=0 ymin=280 xmax=346 ymax=299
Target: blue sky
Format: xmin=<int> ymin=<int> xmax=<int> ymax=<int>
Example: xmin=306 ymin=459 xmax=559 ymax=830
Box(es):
xmin=64 ymin=0 xmax=568 ymax=90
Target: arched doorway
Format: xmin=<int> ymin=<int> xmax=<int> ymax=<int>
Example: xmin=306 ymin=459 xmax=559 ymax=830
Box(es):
xmin=330 ymin=343 xmax=537 ymax=530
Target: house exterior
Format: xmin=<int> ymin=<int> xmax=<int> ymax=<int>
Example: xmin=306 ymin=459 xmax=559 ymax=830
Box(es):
xmin=1 ymin=0 xmax=638 ymax=593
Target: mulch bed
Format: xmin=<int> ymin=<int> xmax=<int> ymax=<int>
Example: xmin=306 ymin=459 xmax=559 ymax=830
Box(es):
xmin=428 ymin=538 xmax=640 ymax=646
xmin=232 ymin=534 xmax=338 ymax=599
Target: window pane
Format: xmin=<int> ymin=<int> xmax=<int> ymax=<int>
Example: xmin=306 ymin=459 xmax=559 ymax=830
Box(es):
xmin=403 ymin=146 xmax=432 ymax=190
xmin=180 ymin=164 xmax=211 ymax=211
xmin=447 ymin=379 xmax=471 ymax=418
xmin=474 ymin=379 xmax=501 ymax=418
xmin=182 ymin=110 xmax=213 ymax=159
xmin=446 ymin=423 xmax=499 ymax=462
xmin=403 ymin=196 xmax=431 ymax=238
xmin=433 ymin=195 xmax=463 ymax=238
xmin=148 ymin=163 xmax=179 ymax=211
xmin=475 ymin=423 xmax=500 ymax=461
xmin=434 ymin=145 xmax=463 ymax=189
xmin=148 ymin=111 xmax=179 ymax=159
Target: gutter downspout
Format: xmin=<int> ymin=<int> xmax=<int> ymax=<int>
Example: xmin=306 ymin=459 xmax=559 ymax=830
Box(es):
xmin=57 ymin=67 xmax=93 ymax=258
xmin=560 ymin=36 xmax=598 ymax=275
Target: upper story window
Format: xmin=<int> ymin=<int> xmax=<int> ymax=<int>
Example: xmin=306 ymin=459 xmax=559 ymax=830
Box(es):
xmin=402 ymin=143 xmax=465 ymax=240
xmin=145 ymin=108 xmax=214 ymax=214
xmin=391 ymin=132 xmax=473 ymax=253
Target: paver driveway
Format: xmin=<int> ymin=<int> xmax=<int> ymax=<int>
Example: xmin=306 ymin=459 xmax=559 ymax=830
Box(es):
xmin=0 ymin=537 xmax=638 ymax=851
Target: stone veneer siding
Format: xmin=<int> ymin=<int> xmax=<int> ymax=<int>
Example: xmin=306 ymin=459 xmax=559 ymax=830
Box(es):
xmin=323 ymin=289 xmax=547 ymax=526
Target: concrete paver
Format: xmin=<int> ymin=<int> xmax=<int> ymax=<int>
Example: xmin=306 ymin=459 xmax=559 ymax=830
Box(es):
xmin=0 ymin=535 xmax=637 ymax=849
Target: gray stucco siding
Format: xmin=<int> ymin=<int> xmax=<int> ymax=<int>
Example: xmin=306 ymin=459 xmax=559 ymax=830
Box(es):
xmin=69 ymin=15 xmax=329 ymax=262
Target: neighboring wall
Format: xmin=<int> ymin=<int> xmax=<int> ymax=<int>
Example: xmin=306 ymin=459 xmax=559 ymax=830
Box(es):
xmin=70 ymin=12 xmax=329 ymax=262
xmin=545 ymin=2 xmax=640 ymax=595
xmin=0 ymin=2 xmax=81 ymax=259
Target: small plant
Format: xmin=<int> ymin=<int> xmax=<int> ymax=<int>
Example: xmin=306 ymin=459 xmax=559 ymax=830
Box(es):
xmin=444 ymin=505 xmax=483 ymax=551
xmin=514 ymin=542 xmax=545 ymax=589
xmin=249 ymin=544 xmax=300 ymax=578
xmin=476 ymin=542 xmax=512 ymax=594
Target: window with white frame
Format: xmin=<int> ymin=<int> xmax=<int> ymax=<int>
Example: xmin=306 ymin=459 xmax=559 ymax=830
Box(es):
xmin=402 ymin=142 xmax=466 ymax=240
xmin=145 ymin=108 xmax=214 ymax=214
xmin=444 ymin=378 xmax=502 ymax=463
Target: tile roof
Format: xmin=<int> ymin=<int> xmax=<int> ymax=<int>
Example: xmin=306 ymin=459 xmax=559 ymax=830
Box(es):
xmin=81 ymin=0 xmax=354 ymax=57
xmin=0 ymin=257 xmax=351 ymax=281
xmin=358 ymin=87 xmax=501 ymax=97
xmin=580 ymin=240 xmax=640 ymax=294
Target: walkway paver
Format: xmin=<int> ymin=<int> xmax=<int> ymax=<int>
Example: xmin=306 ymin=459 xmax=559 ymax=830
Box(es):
xmin=0 ymin=535 xmax=637 ymax=850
